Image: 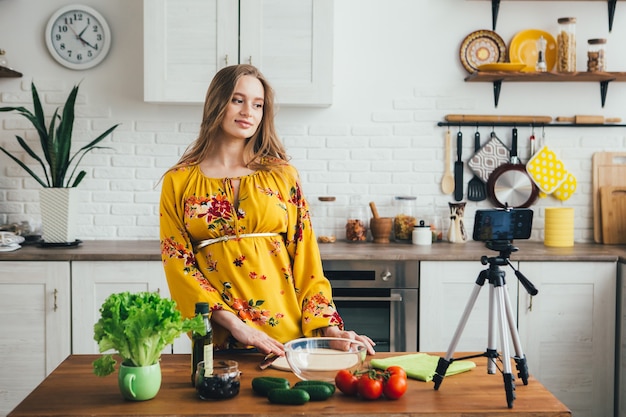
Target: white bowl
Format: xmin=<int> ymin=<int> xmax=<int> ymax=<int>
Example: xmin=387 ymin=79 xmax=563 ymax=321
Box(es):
xmin=284 ymin=337 xmax=367 ymax=382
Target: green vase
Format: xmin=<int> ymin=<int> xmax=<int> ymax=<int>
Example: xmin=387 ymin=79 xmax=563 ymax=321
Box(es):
xmin=118 ymin=361 xmax=162 ymax=401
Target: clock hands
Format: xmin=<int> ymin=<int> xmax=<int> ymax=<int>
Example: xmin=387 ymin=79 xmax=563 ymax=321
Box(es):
xmin=68 ymin=23 xmax=98 ymax=50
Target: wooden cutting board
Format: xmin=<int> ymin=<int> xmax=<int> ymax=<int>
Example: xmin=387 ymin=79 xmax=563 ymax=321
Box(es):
xmin=593 ymin=152 xmax=626 ymax=243
xmin=600 ymin=186 xmax=626 ymax=244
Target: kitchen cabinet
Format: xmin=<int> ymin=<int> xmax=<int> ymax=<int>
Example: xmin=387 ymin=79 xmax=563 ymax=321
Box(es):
xmin=71 ymin=261 xmax=191 ymax=355
xmin=420 ymin=260 xmax=616 ymax=417
xmin=419 ymin=260 xmax=519 ymax=352
xmin=0 ymin=262 xmax=70 ymax=417
xmin=143 ymin=0 xmax=333 ymax=106
xmin=517 ymin=261 xmax=615 ymax=417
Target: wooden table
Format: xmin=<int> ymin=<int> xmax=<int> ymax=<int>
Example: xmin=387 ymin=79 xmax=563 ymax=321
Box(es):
xmin=8 ymin=353 xmax=571 ymax=417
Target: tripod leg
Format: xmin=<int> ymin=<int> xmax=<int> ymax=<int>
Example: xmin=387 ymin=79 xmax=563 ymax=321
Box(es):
xmin=433 ymin=276 xmax=486 ymax=390
xmin=503 ymin=284 xmax=529 ymax=385
xmin=495 ymin=285 xmax=516 ymax=408
xmin=486 ymin=285 xmax=498 ymax=374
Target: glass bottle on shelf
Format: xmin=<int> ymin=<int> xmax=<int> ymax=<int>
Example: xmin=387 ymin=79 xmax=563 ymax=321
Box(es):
xmin=587 ymin=38 xmax=606 ymax=72
xmin=345 ymin=195 xmax=367 ymax=242
xmin=556 ymin=17 xmax=576 ymax=72
xmin=314 ymin=196 xmax=338 ymax=243
xmin=535 ymin=36 xmax=547 ymax=72
xmin=393 ymin=196 xmax=417 ymax=242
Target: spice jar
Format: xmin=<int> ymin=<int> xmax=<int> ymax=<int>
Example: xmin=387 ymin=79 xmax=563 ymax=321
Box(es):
xmin=556 ymin=17 xmax=576 ymax=72
xmin=393 ymin=196 xmax=417 ymax=242
xmin=412 ymin=220 xmax=432 ymax=246
xmin=314 ymin=196 xmax=338 ymax=243
xmin=345 ymin=196 xmax=368 ymax=242
xmin=587 ymin=38 xmax=606 ymax=72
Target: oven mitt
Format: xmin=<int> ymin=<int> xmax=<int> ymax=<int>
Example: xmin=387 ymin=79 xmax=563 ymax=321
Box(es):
xmin=370 ymin=353 xmax=475 ymax=382
xmin=525 ymin=145 xmax=568 ymax=194
xmin=468 ymin=133 xmax=510 ymax=183
xmin=552 ymin=171 xmax=577 ymax=201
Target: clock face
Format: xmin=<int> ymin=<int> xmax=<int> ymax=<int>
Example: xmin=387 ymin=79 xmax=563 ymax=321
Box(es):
xmin=45 ymin=5 xmax=111 ymax=70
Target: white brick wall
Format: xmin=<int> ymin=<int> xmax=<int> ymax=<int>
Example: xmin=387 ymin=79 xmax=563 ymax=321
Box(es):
xmin=1 ymin=0 xmax=626 ymax=243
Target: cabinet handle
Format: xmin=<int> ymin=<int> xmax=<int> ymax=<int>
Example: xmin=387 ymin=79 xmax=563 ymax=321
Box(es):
xmin=225 ymin=54 xmax=229 ymax=66
xmin=528 ymin=295 xmax=533 ymax=312
xmin=247 ymin=56 xmax=252 ymax=65
xmin=54 ymin=288 xmax=58 ymax=312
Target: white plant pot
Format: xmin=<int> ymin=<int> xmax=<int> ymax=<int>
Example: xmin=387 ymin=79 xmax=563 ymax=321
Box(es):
xmin=39 ymin=188 xmax=79 ymax=243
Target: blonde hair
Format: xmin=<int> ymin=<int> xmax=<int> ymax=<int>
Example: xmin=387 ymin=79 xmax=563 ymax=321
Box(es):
xmin=170 ymin=64 xmax=288 ymax=172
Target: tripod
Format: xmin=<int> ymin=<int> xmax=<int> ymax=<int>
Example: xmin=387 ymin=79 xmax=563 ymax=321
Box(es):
xmin=432 ymin=240 xmax=538 ymax=408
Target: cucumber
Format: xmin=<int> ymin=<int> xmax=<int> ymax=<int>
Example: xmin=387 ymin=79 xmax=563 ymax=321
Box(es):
xmin=251 ymin=376 xmax=290 ymax=396
xmin=291 ymin=383 xmax=334 ymax=401
xmin=267 ymin=388 xmax=310 ymax=405
xmin=293 ymin=380 xmax=336 ymax=395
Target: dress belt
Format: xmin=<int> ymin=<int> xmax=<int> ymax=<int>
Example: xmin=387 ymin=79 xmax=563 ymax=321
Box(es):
xmin=195 ymin=233 xmax=280 ymax=250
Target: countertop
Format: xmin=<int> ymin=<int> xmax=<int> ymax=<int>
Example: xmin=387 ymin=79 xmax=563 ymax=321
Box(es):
xmin=7 ymin=353 xmax=571 ymax=417
xmin=0 ymin=239 xmax=625 ymax=262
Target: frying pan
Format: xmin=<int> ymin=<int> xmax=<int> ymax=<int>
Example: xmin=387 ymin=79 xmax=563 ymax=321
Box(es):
xmin=487 ymin=127 xmax=539 ymax=208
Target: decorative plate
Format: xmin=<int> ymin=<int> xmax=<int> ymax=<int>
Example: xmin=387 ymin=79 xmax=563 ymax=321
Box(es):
xmin=477 ymin=62 xmax=526 ymax=72
xmin=509 ymin=29 xmax=557 ymax=72
xmin=459 ymin=30 xmax=507 ymax=73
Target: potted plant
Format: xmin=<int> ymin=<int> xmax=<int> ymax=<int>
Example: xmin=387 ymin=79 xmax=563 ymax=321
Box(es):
xmin=93 ymin=291 xmax=206 ymax=401
xmin=0 ymin=82 xmax=119 ymax=243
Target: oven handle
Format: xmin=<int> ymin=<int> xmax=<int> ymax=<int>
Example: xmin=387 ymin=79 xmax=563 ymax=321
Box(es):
xmin=333 ymin=294 xmax=403 ymax=302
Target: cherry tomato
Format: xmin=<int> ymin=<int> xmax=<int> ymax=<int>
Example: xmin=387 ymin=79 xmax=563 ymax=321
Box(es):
xmin=335 ymin=369 xmax=359 ymax=396
xmin=357 ymin=373 xmax=383 ymax=400
xmin=383 ymin=374 xmax=407 ymax=400
xmin=386 ymin=366 xmax=407 ymax=380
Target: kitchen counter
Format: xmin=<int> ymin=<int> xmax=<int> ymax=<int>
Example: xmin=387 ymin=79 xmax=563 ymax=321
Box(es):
xmin=1 ymin=239 xmax=625 ymax=262
xmin=7 ymin=353 xmax=571 ymax=417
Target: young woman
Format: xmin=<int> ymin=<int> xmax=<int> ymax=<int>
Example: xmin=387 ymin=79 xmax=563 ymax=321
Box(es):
xmin=160 ymin=64 xmax=375 ymax=358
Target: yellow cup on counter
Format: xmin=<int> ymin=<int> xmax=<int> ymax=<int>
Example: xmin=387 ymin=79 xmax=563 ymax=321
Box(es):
xmin=544 ymin=207 xmax=574 ymax=247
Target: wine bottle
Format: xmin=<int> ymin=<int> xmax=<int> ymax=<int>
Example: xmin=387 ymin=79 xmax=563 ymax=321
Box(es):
xmin=191 ymin=302 xmax=213 ymax=386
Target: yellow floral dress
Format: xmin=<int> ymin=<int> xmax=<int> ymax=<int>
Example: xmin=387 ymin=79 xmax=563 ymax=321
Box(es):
xmin=160 ymin=159 xmax=343 ymax=350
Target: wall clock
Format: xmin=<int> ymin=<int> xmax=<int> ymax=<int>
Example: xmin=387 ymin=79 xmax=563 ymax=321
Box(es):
xmin=45 ymin=4 xmax=111 ymax=70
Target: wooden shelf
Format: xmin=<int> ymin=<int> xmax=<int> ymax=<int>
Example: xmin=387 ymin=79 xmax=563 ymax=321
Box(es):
xmin=0 ymin=65 xmax=22 ymax=78
xmin=465 ymin=71 xmax=626 ymax=107
xmin=438 ymin=121 xmax=626 ymax=128
xmin=483 ymin=0 xmax=621 ymax=32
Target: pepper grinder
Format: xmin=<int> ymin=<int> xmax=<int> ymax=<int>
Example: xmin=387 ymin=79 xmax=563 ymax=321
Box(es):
xmin=535 ymin=36 xmax=547 ymax=72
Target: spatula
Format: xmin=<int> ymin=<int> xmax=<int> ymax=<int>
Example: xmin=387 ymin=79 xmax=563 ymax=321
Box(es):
xmin=454 ymin=131 xmax=464 ymax=201
xmin=467 ymin=131 xmax=487 ymax=201
xmin=441 ymin=130 xmax=455 ymax=195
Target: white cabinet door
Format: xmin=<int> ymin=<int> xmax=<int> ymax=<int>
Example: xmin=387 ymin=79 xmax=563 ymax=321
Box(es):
xmin=419 ymin=261 xmax=519 ymax=352
xmin=0 ymin=262 xmax=70 ymax=417
xmin=517 ymin=261 xmax=616 ymax=417
xmin=619 ymin=262 xmax=626 ymax=417
xmin=71 ymin=261 xmax=190 ymax=355
xmin=144 ymin=0 xmax=333 ymax=106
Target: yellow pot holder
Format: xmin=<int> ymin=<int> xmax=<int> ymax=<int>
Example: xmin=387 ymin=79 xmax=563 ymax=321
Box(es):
xmin=552 ymin=171 xmax=577 ymax=201
xmin=525 ymin=146 xmax=567 ymax=194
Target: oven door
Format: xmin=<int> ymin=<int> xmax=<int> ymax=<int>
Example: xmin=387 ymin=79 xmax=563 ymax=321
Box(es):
xmin=332 ymin=287 xmax=418 ymax=352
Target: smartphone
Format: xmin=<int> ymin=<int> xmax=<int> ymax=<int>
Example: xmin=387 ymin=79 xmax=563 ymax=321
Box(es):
xmin=473 ymin=208 xmax=533 ymax=242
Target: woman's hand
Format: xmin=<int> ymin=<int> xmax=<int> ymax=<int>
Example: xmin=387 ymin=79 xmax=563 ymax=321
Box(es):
xmin=321 ymin=326 xmax=376 ymax=355
xmin=211 ymin=310 xmax=285 ymax=357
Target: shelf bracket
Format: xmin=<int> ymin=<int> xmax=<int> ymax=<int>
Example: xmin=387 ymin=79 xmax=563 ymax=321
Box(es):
xmin=492 ymin=80 xmax=502 ymax=107
xmin=600 ymin=80 xmax=611 ymax=107
xmin=491 ymin=0 xmax=501 ymax=30
xmin=608 ymin=0 xmax=617 ymax=32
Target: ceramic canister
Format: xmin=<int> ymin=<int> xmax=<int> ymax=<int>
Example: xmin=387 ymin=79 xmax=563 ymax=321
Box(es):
xmin=544 ymin=207 xmax=574 ymax=247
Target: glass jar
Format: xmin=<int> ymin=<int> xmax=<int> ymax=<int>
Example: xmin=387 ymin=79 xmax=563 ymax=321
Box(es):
xmin=556 ymin=17 xmax=576 ymax=72
xmin=345 ymin=196 xmax=367 ymax=242
xmin=195 ymin=360 xmax=241 ymax=400
xmin=430 ymin=214 xmax=443 ymax=243
xmin=393 ymin=196 xmax=417 ymax=242
xmin=314 ymin=196 xmax=338 ymax=243
xmin=587 ymin=38 xmax=606 ymax=72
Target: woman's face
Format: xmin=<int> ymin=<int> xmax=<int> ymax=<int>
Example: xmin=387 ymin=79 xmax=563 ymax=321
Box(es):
xmin=220 ymin=75 xmax=265 ymax=141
